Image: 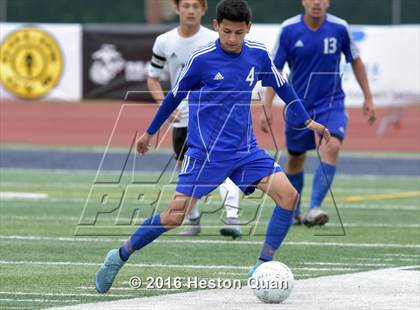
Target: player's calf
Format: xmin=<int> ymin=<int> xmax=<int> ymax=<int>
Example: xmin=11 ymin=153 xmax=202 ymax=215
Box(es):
xmin=248 ymin=172 xmax=298 ymax=277
xmin=161 ymin=193 xmax=198 ymax=230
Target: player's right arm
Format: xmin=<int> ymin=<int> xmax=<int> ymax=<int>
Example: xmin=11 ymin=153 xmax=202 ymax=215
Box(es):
xmin=261 ymin=75 xmax=281 ymax=134
xmin=261 ymin=26 xmax=288 ymax=133
xmin=147 ymin=77 xmax=165 ymax=103
xmin=147 ymin=36 xmax=179 ymax=123
xmin=137 ymin=53 xmax=202 ymax=155
xmin=147 ymin=77 xmax=180 ymax=123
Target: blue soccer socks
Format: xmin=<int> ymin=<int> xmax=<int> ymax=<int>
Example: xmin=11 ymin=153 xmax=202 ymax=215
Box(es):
xmin=286 ymin=171 xmax=304 ymax=216
xmin=259 ymin=206 xmax=294 ymax=261
xmin=309 ymin=162 xmax=336 ymax=209
xmin=119 ymin=214 xmax=167 ymax=261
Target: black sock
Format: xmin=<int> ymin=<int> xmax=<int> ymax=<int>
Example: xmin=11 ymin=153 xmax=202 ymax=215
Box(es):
xmin=119 ymin=247 xmax=128 ymax=262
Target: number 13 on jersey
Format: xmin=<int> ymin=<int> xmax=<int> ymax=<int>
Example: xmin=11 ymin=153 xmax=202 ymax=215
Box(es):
xmin=323 ymin=37 xmax=337 ymax=54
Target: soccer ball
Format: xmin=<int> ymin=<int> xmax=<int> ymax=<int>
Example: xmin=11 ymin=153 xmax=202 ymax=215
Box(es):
xmin=248 ymin=261 xmax=294 ymax=304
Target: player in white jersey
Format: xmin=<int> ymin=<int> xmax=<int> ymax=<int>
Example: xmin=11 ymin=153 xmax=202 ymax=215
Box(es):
xmin=147 ymin=0 xmax=242 ymax=239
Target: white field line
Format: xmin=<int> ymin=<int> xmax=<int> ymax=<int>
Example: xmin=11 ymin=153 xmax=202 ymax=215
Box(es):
xmin=1 ymin=216 xmax=80 ymax=221
xmin=0 ymin=215 xmax=420 ymax=229
xmin=397 ymin=265 xmax=420 ymax=270
xmin=0 ymin=260 xmax=361 ymax=272
xmin=2 ymin=196 xmax=418 ymax=211
xmin=295 ymin=267 xmax=359 ymax=271
xmin=0 ymin=260 xmax=246 ymax=270
xmin=77 ymin=286 xmax=181 ymax=292
xmin=329 ymin=204 xmax=420 ymax=211
xmin=341 ymin=257 xmax=420 ymax=262
xmin=2 ymin=168 xmax=419 ymax=179
xmin=0 ymin=187 xmax=418 ymax=196
xmin=323 ymin=223 xmax=420 ymax=228
xmin=0 ymin=307 xmax=34 ymax=310
xmin=299 ymin=262 xmax=394 ymax=267
xmin=0 ymin=298 xmax=78 ymax=303
xmin=1 ymin=235 xmax=420 ymax=249
xmin=325 ymin=188 xmax=418 ymax=193
xmin=384 ymin=253 xmax=420 ymax=257
xmin=2 ymin=214 xmax=419 ymax=228
xmin=0 ymin=192 xmax=48 ymax=200
xmin=2 ymin=183 xmax=416 ymax=194
xmin=215 ymin=272 xmax=252 ymax=276
xmin=1 ymin=203 xmax=420 ymax=212
xmin=0 ymin=291 xmax=135 ymax=298
xmin=0 ymin=197 xmax=86 ymax=203
xmin=0 ymin=181 xmax=91 ymax=188
xmin=1 ymin=192 xmax=419 ymax=210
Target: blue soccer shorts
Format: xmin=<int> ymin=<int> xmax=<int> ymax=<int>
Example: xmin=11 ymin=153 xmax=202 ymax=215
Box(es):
xmin=285 ymin=103 xmax=349 ymax=154
xmin=176 ymin=148 xmax=282 ymax=199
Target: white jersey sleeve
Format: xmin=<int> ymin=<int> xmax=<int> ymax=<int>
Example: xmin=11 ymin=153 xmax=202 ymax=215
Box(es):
xmin=148 ymin=35 xmax=167 ymax=78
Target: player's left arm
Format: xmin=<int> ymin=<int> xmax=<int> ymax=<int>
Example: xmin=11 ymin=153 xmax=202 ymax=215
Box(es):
xmin=351 ymin=57 xmax=376 ymax=125
xmin=341 ymin=23 xmax=376 ymax=125
xmin=259 ymin=50 xmax=330 ymax=142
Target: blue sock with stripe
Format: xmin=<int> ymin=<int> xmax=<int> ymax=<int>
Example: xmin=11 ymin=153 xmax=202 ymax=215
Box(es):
xmin=259 ymin=206 xmax=294 ymax=261
xmin=286 ymin=171 xmax=304 ymax=216
xmin=309 ymin=162 xmax=336 ymax=209
xmin=119 ymin=214 xmax=166 ymax=261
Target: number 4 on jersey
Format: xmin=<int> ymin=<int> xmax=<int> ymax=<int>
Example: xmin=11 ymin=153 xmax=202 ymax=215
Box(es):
xmin=246 ymin=66 xmax=255 ymax=86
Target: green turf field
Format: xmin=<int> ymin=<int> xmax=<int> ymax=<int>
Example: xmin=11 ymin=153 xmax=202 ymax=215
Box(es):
xmin=0 ymin=168 xmax=419 ymax=309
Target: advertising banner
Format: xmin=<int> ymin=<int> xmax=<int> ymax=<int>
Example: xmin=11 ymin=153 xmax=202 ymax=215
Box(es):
xmin=0 ymin=23 xmax=82 ymax=101
xmin=82 ymin=25 xmax=171 ymax=101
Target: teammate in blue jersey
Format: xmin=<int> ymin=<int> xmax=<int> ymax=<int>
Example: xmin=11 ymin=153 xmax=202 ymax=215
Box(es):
xmin=95 ymin=0 xmax=331 ymax=293
xmin=261 ymin=0 xmax=376 ymax=227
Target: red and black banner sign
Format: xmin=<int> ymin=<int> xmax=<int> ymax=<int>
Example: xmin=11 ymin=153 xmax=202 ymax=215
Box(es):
xmin=82 ymin=24 xmax=171 ymax=102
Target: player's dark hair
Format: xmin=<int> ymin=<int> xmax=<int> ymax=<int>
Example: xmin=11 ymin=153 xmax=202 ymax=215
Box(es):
xmin=173 ymin=0 xmax=208 ymax=11
xmin=216 ymin=0 xmax=252 ymax=24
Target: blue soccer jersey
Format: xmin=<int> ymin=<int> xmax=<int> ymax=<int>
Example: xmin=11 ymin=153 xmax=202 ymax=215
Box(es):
xmin=272 ymin=14 xmax=359 ymax=112
xmin=147 ymin=39 xmax=311 ymax=162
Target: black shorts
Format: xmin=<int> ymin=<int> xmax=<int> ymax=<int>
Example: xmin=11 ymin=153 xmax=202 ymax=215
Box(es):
xmin=172 ymin=127 xmax=188 ymax=161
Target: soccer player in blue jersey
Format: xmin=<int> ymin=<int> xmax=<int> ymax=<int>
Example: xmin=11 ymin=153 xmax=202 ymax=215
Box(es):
xmin=95 ymin=0 xmax=331 ymax=293
xmin=261 ymin=0 xmax=376 ymax=227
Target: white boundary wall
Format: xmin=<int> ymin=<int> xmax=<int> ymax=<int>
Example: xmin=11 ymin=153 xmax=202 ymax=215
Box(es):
xmin=1 ymin=23 xmax=418 ymax=106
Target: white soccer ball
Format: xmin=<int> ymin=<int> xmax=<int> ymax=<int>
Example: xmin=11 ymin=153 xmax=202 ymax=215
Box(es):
xmin=249 ymin=261 xmax=294 ymax=304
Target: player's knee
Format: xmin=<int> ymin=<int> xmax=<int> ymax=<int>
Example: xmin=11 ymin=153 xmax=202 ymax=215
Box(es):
xmin=279 ymin=187 xmax=298 ymax=211
xmin=272 ymin=185 xmax=298 ymax=211
xmin=286 ymin=153 xmax=305 ymax=173
xmin=324 ymin=137 xmax=341 ymax=156
xmin=287 ymin=187 xmax=299 ymax=210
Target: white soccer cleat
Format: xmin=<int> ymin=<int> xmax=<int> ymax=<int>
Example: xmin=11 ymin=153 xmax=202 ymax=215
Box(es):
xmin=303 ymin=207 xmax=329 ymax=227
xmin=219 ymin=217 xmax=243 ymax=240
xmin=179 ymin=218 xmax=201 ymax=236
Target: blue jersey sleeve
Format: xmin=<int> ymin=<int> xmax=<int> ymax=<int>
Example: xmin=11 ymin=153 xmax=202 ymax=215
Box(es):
xmin=341 ymin=23 xmax=359 ymax=63
xmin=146 ymin=54 xmax=202 ymax=135
xmin=259 ymin=50 xmax=311 ymax=127
xmin=272 ymin=26 xmax=288 ymax=70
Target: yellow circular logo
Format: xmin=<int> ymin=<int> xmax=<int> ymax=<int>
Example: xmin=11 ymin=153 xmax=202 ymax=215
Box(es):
xmin=0 ymin=28 xmax=63 ymax=99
